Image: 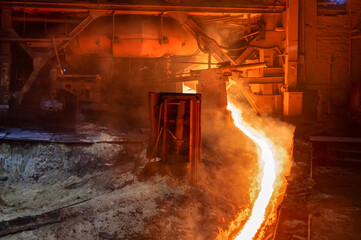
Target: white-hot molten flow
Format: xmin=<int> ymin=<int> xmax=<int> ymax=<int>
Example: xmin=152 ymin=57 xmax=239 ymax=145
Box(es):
xmin=227 ymin=102 xmax=276 ymax=240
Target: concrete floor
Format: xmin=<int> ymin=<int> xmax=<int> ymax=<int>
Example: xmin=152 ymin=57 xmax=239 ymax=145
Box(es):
xmin=276 ymin=136 xmax=361 ymax=240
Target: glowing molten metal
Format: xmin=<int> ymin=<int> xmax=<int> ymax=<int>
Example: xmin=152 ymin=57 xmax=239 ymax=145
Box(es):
xmin=227 ymin=102 xmax=276 ymax=240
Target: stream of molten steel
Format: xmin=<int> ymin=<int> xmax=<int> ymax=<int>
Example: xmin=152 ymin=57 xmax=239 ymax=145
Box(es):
xmin=227 ymin=102 xmax=276 ymax=240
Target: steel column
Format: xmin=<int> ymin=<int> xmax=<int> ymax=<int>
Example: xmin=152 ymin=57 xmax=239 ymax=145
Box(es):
xmin=0 ymin=8 xmax=11 ymax=110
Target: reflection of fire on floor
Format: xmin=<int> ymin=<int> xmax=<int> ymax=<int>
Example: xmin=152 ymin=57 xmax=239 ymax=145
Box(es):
xmin=275 ymin=138 xmax=361 ymax=240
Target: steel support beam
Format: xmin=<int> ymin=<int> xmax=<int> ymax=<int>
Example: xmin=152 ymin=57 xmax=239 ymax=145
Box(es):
xmin=235 ymin=47 xmax=256 ymax=64
xmin=0 ymin=8 xmax=11 ymax=109
xmin=11 ymin=11 xmax=106 ymax=104
xmin=170 ymin=13 xmax=274 ymax=115
xmin=0 ymin=2 xmax=285 ymax=14
xmin=170 ymin=13 xmax=236 ymax=64
xmin=283 ymin=0 xmax=302 ymax=116
xmin=7 ymin=28 xmax=37 ymax=58
xmin=284 ymin=0 xmax=299 ymax=89
xmin=11 ymin=16 xmax=82 ymax=23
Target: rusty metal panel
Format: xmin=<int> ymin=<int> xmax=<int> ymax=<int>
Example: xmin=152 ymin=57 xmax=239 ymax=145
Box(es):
xmin=285 ymin=61 xmax=298 ymax=89
xmin=305 ymin=59 xmax=330 ymax=86
xmin=242 ymin=86 xmax=282 ymax=115
xmin=197 ymin=69 xmax=227 ymax=113
xmin=283 ymin=92 xmax=303 ymax=116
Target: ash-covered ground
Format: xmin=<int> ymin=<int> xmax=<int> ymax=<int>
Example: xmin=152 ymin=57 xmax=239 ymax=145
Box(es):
xmin=0 ymin=125 xmax=259 ymax=240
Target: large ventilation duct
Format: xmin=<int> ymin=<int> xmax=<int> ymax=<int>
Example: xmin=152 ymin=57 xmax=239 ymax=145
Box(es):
xmin=69 ymin=15 xmax=198 ymax=58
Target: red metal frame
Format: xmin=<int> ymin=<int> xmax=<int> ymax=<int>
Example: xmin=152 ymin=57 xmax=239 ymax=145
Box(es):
xmin=148 ymin=92 xmax=201 ymax=185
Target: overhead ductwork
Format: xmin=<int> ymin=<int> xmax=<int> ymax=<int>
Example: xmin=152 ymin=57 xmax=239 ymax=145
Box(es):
xmin=69 ymin=15 xmax=198 ymax=58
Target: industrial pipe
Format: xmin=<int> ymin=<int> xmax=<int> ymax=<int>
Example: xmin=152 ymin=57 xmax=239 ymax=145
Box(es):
xmin=0 ymin=37 xmax=72 ymax=42
xmin=189 ymin=62 xmax=267 ymax=75
xmin=227 ymin=62 xmax=267 ymax=71
xmin=175 ymin=101 xmax=186 ymax=154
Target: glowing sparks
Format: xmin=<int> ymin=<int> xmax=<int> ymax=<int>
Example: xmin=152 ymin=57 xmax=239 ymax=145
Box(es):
xmin=227 ymin=102 xmax=276 ymax=240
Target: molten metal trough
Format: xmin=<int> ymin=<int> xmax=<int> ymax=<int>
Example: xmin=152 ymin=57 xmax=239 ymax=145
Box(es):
xmin=227 ymin=101 xmax=276 ymax=240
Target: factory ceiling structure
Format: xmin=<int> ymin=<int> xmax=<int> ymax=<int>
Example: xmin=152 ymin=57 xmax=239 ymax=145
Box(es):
xmin=0 ymin=0 xmax=357 ymax=121
xmin=1 ymin=0 xmax=361 ymax=239
xmin=0 ymin=0 xmax=301 ymax=120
